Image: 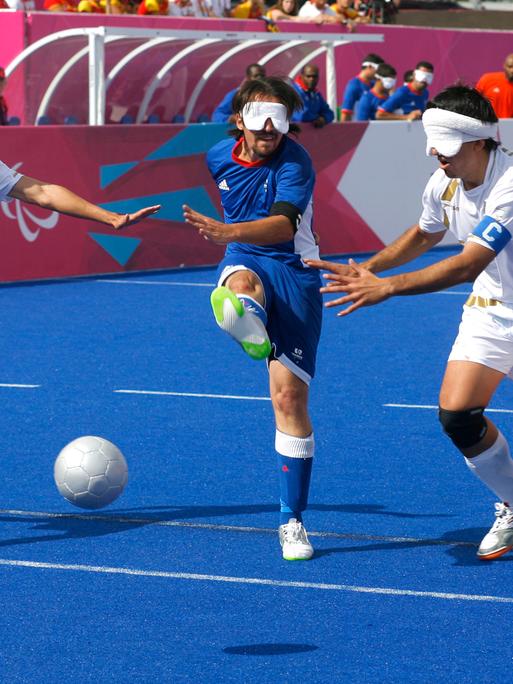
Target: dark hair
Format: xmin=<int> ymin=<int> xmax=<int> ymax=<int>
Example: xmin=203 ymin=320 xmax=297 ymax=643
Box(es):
xmin=233 ymin=76 xmax=302 ymax=118
xmin=245 ymin=63 xmax=265 ymax=78
xmin=269 ymin=0 xmax=298 ymax=14
xmin=403 ymin=69 xmax=413 ymax=83
xmin=376 ymin=63 xmax=396 ymax=79
xmin=362 ymin=54 xmax=384 ymax=66
xmin=415 ymin=60 xmax=434 ymax=71
xmin=426 ymin=85 xmax=499 ymax=151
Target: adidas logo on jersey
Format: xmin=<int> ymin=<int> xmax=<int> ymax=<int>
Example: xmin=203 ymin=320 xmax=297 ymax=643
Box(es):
xmin=218 ymin=179 xmax=230 ymax=191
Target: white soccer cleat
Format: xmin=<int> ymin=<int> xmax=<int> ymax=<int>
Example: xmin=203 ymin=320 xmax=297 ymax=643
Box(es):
xmin=210 ymin=286 xmax=271 ymax=361
xmin=477 ymin=502 xmax=513 ymax=561
xmin=279 ymin=518 xmax=314 ymax=561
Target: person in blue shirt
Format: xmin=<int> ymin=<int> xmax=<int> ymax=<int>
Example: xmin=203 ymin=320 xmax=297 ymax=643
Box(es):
xmin=377 ymin=60 xmax=434 ymax=121
xmin=355 ymin=63 xmax=397 ymax=121
xmin=340 ymin=52 xmax=384 ymax=122
xmin=291 ymin=63 xmax=335 ymax=128
xmin=211 ymin=63 xmax=266 ymax=123
xmin=183 ymin=77 xmax=322 ymax=562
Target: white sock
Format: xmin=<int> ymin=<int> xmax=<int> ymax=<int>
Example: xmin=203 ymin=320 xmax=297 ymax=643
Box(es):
xmin=465 ymin=431 xmax=513 ymax=504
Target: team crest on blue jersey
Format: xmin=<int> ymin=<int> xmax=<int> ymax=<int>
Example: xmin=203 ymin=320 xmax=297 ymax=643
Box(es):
xmin=218 ymin=179 xmax=229 ymax=191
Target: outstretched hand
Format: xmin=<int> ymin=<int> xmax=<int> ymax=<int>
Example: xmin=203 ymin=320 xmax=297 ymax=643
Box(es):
xmin=306 ymin=258 xmax=393 ymax=316
xmin=182 ymin=204 xmax=235 ymax=244
xmin=112 ymin=204 xmax=161 ymax=230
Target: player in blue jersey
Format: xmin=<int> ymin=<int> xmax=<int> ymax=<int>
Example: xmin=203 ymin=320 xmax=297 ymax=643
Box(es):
xmin=183 ymin=77 xmax=322 ymax=561
xmin=377 ymin=60 xmax=434 ymax=121
xmin=211 ymin=63 xmax=266 ymax=123
xmin=355 ymin=63 xmax=397 ymax=121
xmin=340 ymin=53 xmax=384 ymax=122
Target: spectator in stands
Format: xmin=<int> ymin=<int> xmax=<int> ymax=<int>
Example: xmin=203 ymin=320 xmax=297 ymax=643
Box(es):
xmin=475 ymin=54 xmax=513 ymax=119
xmin=355 ymin=63 xmax=396 ymax=121
xmin=44 ymin=0 xmax=77 ymax=9
xmin=340 ymin=53 xmax=384 ymax=122
xmin=297 ymin=0 xmax=345 ymax=23
xmin=212 ymin=64 xmax=266 ymax=123
xmin=203 ymin=0 xmax=230 ymax=16
xmin=137 ymin=0 xmax=168 ymax=12
xmin=330 ymin=0 xmax=370 ymax=26
xmin=376 ymin=60 xmax=433 ymax=121
xmin=231 ymin=0 xmax=264 ymax=17
xmin=0 ymin=68 xmax=8 ymax=127
xmin=292 ymin=64 xmax=334 ymax=128
xmin=266 ymin=0 xmax=299 ymax=21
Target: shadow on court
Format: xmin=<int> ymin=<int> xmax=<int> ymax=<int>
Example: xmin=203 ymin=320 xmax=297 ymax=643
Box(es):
xmin=0 ymin=501 xmax=453 ymax=549
xmin=223 ymin=643 xmax=319 ymax=656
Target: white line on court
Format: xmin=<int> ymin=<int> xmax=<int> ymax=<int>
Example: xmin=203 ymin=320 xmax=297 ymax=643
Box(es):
xmin=114 ymin=389 xmax=271 ymax=401
xmin=95 ymin=279 xmax=215 ymax=287
xmin=0 ymin=383 xmax=40 ymax=389
xmin=0 ymin=557 xmax=509 ymax=603
xmin=0 ymin=508 xmax=476 ymax=547
xmin=384 ymin=403 xmax=513 ymax=414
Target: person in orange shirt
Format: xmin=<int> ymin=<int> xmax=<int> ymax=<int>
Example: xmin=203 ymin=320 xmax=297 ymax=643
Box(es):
xmin=475 ymin=54 xmax=513 ymax=119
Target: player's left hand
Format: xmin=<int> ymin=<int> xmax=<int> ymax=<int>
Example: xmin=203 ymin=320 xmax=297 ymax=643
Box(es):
xmin=182 ymin=204 xmax=235 ymax=244
xmin=112 ymin=204 xmax=161 ymax=230
xmin=317 ymin=258 xmax=393 ymax=316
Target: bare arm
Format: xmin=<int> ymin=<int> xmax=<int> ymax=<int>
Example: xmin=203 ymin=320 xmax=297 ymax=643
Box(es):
xmin=376 ymin=109 xmax=422 ymax=122
xmin=362 ymin=224 xmax=446 ymax=273
xmin=305 ymin=224 xmax=445 ymax=278
xmin=183 ymin=204 xmax=293 ymax=244
xmin=324 ymin=240 xmax=496 ymax=316
xmin=9 ymin=176 xmax=160 ymax=230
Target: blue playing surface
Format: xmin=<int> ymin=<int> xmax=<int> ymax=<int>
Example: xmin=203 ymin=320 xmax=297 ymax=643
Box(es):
xmin=1 ymin=249 xmax=513 ymax=683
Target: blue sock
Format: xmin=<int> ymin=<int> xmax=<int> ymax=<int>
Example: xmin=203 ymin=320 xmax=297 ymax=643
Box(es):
xmin=276 ymin=431 xmax=314 ymax=526
xmin=237 ymin=294 xmax=267 ymax=326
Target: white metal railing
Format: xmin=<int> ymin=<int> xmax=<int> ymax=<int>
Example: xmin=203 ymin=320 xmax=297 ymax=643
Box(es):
xmin=6 ymin=26 xmax=383 ymax=125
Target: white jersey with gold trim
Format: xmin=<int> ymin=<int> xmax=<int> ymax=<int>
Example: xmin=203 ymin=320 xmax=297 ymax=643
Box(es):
xmin=419 ymin=147 xmax=513 ymax=306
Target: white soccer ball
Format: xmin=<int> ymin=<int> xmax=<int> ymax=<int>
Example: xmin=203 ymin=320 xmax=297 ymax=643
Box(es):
xmin=54 ymin=436 xmax=128 ymax=509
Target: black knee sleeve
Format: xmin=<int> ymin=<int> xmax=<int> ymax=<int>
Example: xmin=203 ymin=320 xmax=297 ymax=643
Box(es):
xmin=438 ymin=406 xmax=488 ymax=449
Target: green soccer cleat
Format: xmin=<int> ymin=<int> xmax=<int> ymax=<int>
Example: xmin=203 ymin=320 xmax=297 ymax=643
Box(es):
xmin=210 ymin=286 xmax=271 ymax=361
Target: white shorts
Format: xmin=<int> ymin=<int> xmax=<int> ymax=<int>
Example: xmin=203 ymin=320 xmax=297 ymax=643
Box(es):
xmin=449 ymin=303 xmax=513 ymax=379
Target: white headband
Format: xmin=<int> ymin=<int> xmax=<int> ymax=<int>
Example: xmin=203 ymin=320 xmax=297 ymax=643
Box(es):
xmin=241 ymin=101 xmax=289 ymax=134
xmin=422 ymin=107 xmax=499 ymax=158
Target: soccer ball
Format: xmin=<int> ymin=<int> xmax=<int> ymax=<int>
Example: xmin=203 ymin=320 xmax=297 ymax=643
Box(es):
xmin=54 ymin=436 xmax=128 ymax=509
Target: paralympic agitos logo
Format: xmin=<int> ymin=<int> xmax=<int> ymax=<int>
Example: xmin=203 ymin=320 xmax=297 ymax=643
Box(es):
xmin=0 ymin=162 xmax=59 ymax=242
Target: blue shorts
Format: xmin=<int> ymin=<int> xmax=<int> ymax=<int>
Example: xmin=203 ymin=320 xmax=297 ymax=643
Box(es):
xmin=216 ymin=253 xmax=322 ymax=384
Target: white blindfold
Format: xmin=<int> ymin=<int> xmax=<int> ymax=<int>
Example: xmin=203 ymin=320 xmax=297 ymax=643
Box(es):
xmin=414 ymin=69 xmax=433 ymax=85
xmin=422 ymin=107 xmax=499 ymax=158
xmin=241 ymin=101 xmax=289 ymax=134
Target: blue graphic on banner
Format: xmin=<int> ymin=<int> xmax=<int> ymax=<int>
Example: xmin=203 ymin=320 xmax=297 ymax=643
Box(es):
xmin=145 ymin=125 xmax=228 ymax=161
xmin=99 ymin=187 xmax=221 ymax=222
xmin=88 ymin=233 xmax=142 ymax=266
xmin=100 ymin=162 xmax=138 ymax=189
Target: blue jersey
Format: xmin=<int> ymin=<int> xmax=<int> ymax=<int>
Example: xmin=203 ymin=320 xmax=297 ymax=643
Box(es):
xmin=211 ymin=87 xmax=239 ymax=123
xmin=379 ymin=84 xmax=429 ymax=115
xmin=341 ymin=76 xmax=372 ymax=116
xmin=291 ymin=83 xmax=335 ymax=124
xmin=355 ymin=89 xmax=387 ymax=121
xmin=207 ymin=136 xmax=318 ymax=267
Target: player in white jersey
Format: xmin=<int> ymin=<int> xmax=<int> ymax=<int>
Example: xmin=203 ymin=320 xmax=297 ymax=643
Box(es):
xmin=306 ymin=85 xmax=513 ymax=561
xmin=0 ymin=159 xmax=159 ymax=228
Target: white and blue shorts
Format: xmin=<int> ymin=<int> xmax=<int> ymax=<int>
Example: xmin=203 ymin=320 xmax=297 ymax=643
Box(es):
xmin=216 ymin=253 xmax=322 ymax=385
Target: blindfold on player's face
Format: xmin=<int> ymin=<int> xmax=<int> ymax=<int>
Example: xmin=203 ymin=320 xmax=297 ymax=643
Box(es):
xmin=241 ymin=101 xmax=290 ymax=134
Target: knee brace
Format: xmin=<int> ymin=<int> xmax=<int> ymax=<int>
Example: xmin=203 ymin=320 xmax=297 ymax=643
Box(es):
xmin=438 ymin=406 xmax=488 ymax=449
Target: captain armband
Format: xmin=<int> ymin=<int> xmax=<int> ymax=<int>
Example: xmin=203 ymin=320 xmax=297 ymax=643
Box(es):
xmin=469 ymin=215 xmax=512 ymax=254
xmin=269 ymin=201 xmax=302 ymax=233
